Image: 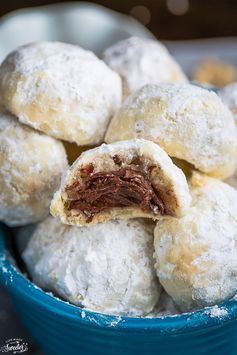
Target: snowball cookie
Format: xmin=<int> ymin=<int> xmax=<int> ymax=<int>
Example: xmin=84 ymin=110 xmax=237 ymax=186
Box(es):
xmin=102 ymin=36 xmax=187 ymax=98
xmin=23 ymin=217 xmax=160 ymax=316
xmin=50 ymin=139 xmax=190 ymax=226
xmin=192 ymin=59 xmax=236 ymax=88
xmin=105 ymin=84 xmax=237 ymax=179
xmin=0 ymin=110 xmax=68 ymax=226
xmin=0 ymin=41 xmax=122 ymax=145
xmin=154 ymin=174 xmax=237 ymax=312
xmin=219 ymin=82 xmax=237 ymax=121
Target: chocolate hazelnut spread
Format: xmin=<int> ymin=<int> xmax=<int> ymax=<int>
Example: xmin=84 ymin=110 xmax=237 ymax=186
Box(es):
xmin=66 ymin=167 xmax=165 ymax=222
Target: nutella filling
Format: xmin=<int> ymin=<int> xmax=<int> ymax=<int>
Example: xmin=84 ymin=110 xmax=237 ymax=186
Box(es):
xmin=66 ymin=167 xmax=165 ymax=222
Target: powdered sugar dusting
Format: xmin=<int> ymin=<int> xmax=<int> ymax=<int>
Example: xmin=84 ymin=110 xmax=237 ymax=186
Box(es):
xmin=81 ymin=311 xmax=86 ymax=319
xmin=103 ymin=37 xmax=187 ymax=97
xmin=106 ymin=83 xmax=237 ymax=179
xmin=23 ymin=217 xmax=160 ymax=317
xmin=108 ymin=316 xmax=123 ymax=327
xmin=154 ymin=176 xmax=237 ymax=312
xmin=0 ymin=255 xmax=15 ymax=284
xmin=0 ymin=109 xmax=68 ymax=226
xmin=209 ymin=306 xmax=228 ymax=318
xmin=0 ymin=41 xmax=122 ymax=144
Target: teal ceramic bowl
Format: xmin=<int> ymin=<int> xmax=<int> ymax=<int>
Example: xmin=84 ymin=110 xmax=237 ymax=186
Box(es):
xmin=1 ymin=225 xmax=237 ymax=355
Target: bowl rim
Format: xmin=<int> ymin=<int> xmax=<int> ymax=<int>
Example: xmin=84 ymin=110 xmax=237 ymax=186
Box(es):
xmin=1 ymin=224 xmax=237 ymax=334
xmin=0 ymin=1 xmax=154 ymax=38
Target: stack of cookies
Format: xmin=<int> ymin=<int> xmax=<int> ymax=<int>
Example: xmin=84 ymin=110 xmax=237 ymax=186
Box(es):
xmin=1 ymin=37 xmax=237 ymax=316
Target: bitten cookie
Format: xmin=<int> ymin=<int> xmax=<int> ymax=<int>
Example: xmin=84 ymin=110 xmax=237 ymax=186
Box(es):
xmin=0 ymin=110 xmax=68 ymax=226
xmin=50 ymin=139 xmax=190 ymax=226
xmin=105 ymin=84 xmax=237 ymax=179
xmin=0 ymin=41 xmax=122 ymax=145
xmin=154 ymin=174 xmax=237 ymax=311
xmin=102 ymin=36 xmax=187 ymax=98
xmin=23 ymin=217 xmax=160 ymax=316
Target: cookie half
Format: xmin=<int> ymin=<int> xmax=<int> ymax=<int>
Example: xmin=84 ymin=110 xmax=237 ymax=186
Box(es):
xmin=50 ymin=139 xmax=190 ymax=226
